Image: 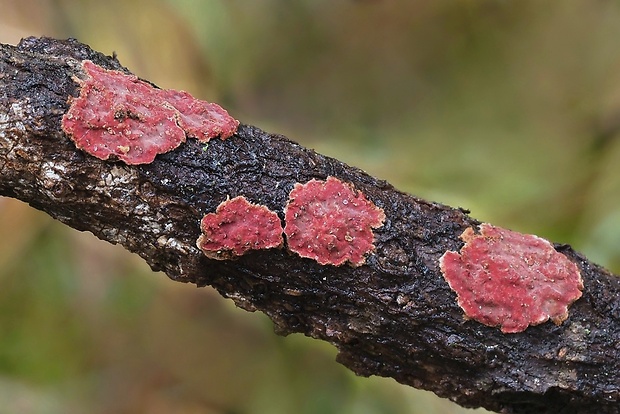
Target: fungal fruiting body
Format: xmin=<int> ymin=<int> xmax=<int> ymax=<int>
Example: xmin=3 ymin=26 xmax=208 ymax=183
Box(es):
xmin=439 ymin=223 xmax=583 ymax=333
xmin=197 ymin=196 xmax=284 ymax=260
xmin=62 ymin=60 xmax=239 ymax=165
xmin=284 ymin=176 xmax=385 ymax=267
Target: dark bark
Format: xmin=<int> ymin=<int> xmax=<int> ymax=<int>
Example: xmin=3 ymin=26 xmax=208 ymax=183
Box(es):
xmin=1 ymin=37 xmax=619 ymax=414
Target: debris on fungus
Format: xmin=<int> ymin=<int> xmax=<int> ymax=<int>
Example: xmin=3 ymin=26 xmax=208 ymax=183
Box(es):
xmin=439 ymin=223 xmax=583 ymax=334
xmin=62 ymin=60 xmax=239 ymax=165
xmin=197 ymin=196 xmax=284 ymax=260
xmin=284 ymin=176 xmax=385 ymax=267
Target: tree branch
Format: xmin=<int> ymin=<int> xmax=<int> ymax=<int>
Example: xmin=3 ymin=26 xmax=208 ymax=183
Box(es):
xmin=1 ymin=37 xmax=619 ymax=414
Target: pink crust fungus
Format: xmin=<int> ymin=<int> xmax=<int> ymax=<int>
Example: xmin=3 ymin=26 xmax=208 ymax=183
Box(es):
xmin=284 ymin=176 xmax=385 ymax=267
xmin=439 ymin=223 xmax=583 ymax=334
xmin=197 ymin=196 xmax=284 ymax=260
xmin=62 ymin=60 xmax=239 ymax=165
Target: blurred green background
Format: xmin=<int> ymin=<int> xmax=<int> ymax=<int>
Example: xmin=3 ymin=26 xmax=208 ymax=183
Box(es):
xmin=2 ymin=1 xmax=620 ymax=413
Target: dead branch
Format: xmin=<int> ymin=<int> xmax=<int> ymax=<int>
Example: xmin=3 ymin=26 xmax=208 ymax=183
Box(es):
xmin=1 ymin=37 xmax=619 ymax=414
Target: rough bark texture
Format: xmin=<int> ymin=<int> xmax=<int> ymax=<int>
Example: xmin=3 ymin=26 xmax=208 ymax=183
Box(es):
xmin=1 ymin=37 xmax=620 ymax=414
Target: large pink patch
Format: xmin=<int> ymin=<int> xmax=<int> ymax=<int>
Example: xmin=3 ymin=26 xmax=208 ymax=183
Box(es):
xmin=62 ymin=60 xmax=238 ymax=165
xmin=440 ymin=223 xmax=583 ymax=333
xmin=284 ymin=177 xmax=385 ymax=267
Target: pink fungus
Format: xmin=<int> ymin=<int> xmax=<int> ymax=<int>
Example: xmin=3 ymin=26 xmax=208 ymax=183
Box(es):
xmin=284 ymin=176 xmax=385 ymax=267
xmin=439 ymin=223 xmax=583 ymax=333
xmin=197 ymin=196 xmax=284 ymax=260
xmin=62 ymin=60 xmax=239 ymax=165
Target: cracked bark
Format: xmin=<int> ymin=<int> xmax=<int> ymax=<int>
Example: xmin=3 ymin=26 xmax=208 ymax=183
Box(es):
xmin=1 ymin=37 xmax=619 ymax=414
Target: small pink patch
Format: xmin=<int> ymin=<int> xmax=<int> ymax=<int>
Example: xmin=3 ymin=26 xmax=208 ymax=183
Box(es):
xmin=439 ymin=223 xmax=583 ymax=333
xmin=62 ymin=60 xmax=239 ymax=165
xmin=197 ymin=196 xmax=284 ymax=260
xmin=284 ymin=177 xmax=385 ymax=267
xmin=159 ymin=89 xmax=238 ymax=142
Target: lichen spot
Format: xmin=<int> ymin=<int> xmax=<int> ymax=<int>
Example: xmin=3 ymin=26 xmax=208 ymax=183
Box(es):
xmin=197 ymin=196 xmax=284 ymax=260
xmin=439 ymin=223 xmax=583 ymax=333
xmin=61 ymin=60 xmax=239 ymax=165
xmin=284 ymin=176 xmax=385 ymax=267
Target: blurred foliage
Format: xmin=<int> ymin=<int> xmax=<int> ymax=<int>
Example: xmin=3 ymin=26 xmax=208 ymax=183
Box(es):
xmin=2 ymin=1 xmax=620 ymax=412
